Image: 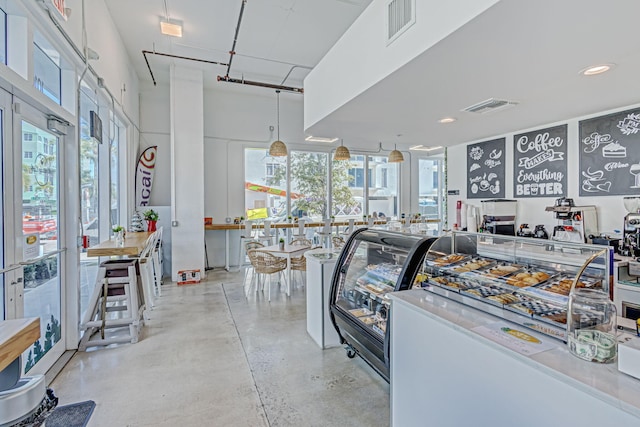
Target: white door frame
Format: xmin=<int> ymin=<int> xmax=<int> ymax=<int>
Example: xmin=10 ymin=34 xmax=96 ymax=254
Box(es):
xmin=11 ymin=97 xmax=68 ymax=375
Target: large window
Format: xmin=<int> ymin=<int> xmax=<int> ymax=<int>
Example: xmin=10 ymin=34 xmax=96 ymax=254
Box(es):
xmin=244 ymin=148 xmax=287 ymax=221
xmin=33 ymin=42 xmax=61 ymax=105
xmin=110 ymin=116 xmax=120 ymax=227
xmin=0 ymin=8 xmax=5 ymax=65
xmin=289 ymin=151 xmax=329 ymax=220
xmin=245 ymin=149 xmax=402 ymax=222
xmin=332 ymin=155 xmax=361 ymax=219
xmin=367 ymin=155 xmax=398 ymax=218
xmin=418 ymin=156 xmax=445 ymax=232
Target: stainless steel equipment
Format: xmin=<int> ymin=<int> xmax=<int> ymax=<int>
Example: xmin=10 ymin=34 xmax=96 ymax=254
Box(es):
xmin=621 ymin=197 xmax=640 ymax=258
xmin=545 ymin=198 xmax=597 ymax=243
xmin=481 ymin=199 xmax=516 ymax=235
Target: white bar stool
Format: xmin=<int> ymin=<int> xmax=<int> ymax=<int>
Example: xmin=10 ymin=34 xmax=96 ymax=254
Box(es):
xmin=316 ymin=219 xmax=332 ymax=247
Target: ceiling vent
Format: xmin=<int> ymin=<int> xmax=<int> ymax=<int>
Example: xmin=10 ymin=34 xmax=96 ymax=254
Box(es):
xmin=462 ymin=98 xmax=519 ymax=114
xmin=386 ymin=0 xmax=416 ymax=45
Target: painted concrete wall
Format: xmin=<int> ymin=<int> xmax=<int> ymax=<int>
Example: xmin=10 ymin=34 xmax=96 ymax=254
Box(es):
xmin=446 ymin=101 xmax=640 ymax=236
xmin=304 ymin=0 xmax=499 ymax=129
xmin=140 ymin=83 xmax=423 ymax=268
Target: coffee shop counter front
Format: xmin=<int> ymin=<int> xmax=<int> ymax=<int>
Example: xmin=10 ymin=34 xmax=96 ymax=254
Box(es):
xmin=388 ymin=289 xmax=640 ymax=427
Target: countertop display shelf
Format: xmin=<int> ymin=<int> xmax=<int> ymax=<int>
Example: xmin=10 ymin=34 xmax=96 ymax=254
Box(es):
xmin=421 ymin=232 xmax=611 ymax=342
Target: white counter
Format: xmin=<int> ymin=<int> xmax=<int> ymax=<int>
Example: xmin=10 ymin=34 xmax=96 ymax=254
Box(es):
xmin=305 ymin=249 xmax=341 ymax=349
xmin=389 ymin=289 xmax=640 ymax=426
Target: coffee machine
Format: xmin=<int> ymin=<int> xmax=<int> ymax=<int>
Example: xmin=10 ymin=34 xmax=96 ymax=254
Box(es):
xmin=481 ymin=199 xmax=517 ymax=235
xmin=545 ymin=197 xmax=597 ymax=243
xmin=621 ymin=196 xmax=640 ymax=258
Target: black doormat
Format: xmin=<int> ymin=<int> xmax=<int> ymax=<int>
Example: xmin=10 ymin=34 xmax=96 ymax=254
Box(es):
xmin=45 ymin=400 xmax=95 ymax=427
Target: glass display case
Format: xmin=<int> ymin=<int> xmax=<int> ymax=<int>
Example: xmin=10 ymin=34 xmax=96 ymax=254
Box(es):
xmin=420 ymin=231 xmax=611 ymax=341
xmin=329 ymin=228 xmax=437 ymax=382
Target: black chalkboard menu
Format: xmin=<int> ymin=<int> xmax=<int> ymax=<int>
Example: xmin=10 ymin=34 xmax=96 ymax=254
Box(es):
xmin=467 ymin=138 xmax=505 ymax=199
xmin=513 ymin=125 xmax=567 ymax=198
xmin=579 ymin=107 xmax=640 ymax=196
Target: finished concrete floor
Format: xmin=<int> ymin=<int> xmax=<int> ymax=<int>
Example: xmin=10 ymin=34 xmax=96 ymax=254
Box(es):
xmin=50 ymin=269 xmax=390 ymax=426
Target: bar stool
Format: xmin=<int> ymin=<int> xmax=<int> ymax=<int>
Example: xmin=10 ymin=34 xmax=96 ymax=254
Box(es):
xmin=316 ymin=219 xmax=332 ymax=247
xmin=79 ymin=259 xmax=143 ymax=350
xmin=259 ymin=220 xmax=275 ymax=245
xmin=292 ymin=219 xmax=306 ymax=237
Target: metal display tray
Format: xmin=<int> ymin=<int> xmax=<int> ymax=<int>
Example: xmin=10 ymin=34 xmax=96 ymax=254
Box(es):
xmin=427 ymin=284 xmax=567 ymax=341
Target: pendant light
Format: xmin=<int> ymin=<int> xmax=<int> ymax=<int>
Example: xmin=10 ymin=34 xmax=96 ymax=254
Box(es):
xmin=269 ymin=90 xmax=287 ymax=157
xmin=389 ymin=144 xmax=404 ymax=163
xmin=334 ymin=139 xmax=351 ymax=161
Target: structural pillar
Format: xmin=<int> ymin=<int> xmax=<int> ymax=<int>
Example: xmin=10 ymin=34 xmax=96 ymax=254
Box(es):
xmin=169 ymin=65 xmax=205 ymax=280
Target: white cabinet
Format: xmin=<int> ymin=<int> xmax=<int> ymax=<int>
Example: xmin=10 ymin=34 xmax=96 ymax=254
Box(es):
xmin=305 ymin=249 xmax=341 ymax=349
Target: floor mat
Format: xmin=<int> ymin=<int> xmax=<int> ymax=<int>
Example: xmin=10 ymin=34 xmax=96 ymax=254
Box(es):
xmin=45 ymin=400 xmax=95 ymax=427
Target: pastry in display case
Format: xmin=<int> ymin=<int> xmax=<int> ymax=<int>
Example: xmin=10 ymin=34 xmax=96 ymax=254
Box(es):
xmin=420 ymin=232 xmax=611 ymax=341
xmin=329 ymin=229 xmax=437 ymax=382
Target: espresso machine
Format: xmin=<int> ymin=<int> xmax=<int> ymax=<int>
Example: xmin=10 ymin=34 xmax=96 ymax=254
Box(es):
xmin=545 ymin=197 xmax=597 ymax=243
xmin=481 ymin=199 xmax=517 ymax=235
xmin=621 ymin=196 xmax=640 ymax=258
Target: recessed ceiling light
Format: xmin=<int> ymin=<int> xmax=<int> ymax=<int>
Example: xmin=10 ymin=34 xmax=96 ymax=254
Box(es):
xmin=409 ymin=145 xmax=443 ymax=151
xmin=438 ymin=117 xmax=456 ymax=124
xmin=581 ymin=64 xmax=615 ymax=76
xmin=305 ymin=136 xmax=339 ymax=143
xmin=161 ymin=20 xmax=183 ymax=37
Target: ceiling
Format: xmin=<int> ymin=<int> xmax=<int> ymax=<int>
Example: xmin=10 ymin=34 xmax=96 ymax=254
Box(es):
xmin=105 ymin=0 xmax=640 ymax=150
xmin=305 ymin=0 xmax=640 ymax=148
xmin=104 ymin=0 xmax=372 ymax=91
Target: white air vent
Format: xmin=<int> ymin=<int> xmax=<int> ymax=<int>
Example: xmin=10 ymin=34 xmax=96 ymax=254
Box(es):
xmin=462 ymin=98 xmax=519 ymax=114
xmin=386 ymin=0 xmax=415 ymax=45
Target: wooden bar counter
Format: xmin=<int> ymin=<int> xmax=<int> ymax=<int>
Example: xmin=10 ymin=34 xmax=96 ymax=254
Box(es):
xmin=86 ymin=231 xmax=152 ymax=257
xmin=0 ymin=317 xmax=40 ymax=372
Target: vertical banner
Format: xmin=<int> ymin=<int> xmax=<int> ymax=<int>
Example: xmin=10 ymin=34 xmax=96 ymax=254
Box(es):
xmin=467 ymin=138 xmax=505 ymax=199
xmin=136 ymin=146 xmax=157 ymax=207
xmin=513 ymin=125 xmax=567 ymax=198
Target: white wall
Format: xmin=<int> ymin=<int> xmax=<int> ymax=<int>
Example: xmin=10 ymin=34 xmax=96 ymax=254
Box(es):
xmin=447 ymin=102 xmax=640 ymax=236
xmin=140 ymin=82 xmax=423 ymax=267
xmin=304 ymin=0 xmax=499 ymax=129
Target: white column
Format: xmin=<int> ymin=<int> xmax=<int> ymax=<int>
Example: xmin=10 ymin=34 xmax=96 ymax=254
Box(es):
xmin=169 ymin=65 xmax=205 ymax=280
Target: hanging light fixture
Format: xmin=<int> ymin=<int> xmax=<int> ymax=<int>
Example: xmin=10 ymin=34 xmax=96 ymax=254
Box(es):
xmin=269 ymin=90 xmax=287 ymax=157
xmin=334 ymin=139 xmax=351 ymax=160
xmin=388 ymin=144 xmax=404 ymax=162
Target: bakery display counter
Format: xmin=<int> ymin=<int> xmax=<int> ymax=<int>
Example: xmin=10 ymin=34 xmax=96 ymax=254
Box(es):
xmin=329 ymin=229 xmax=436 ymax=382
xmin=419 ymin=232 xmax=611 ymax=341
xmin=389 ymin=290 xmax=640 ymax=426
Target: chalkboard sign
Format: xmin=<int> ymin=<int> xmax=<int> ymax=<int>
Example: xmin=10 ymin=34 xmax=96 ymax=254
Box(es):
xmin=467 ymin=138 xmax=505 ymax=199
xmin=513 ymin=125 xmax=567 ymax=198
xmin=579 ymin=107 xmax=640 ymax=196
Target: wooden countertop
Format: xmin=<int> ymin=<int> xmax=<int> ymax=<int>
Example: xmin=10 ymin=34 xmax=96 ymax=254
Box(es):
xmin=86 ymin=231 xmax=153 ymax=257
xmin=205 ymin=219 xmax=439 ymax=231
xmin=0 ymin=317 xmax=40 ymax=372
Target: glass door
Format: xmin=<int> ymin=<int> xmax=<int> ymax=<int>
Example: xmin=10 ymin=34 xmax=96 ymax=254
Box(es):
xmin=12 ymin=100 xmax=66 ymax=375
xmin=0 ymin=88 xmax=11 ymax=322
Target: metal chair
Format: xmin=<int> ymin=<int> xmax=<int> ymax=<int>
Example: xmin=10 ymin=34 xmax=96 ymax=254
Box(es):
xmin=247 ymin=249 xmax=287 ymax=301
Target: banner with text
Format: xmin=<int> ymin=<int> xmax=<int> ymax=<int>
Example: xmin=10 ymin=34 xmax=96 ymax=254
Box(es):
xmin=513 ymin=125 xmax=567 ymax=198
xmin=135 ymin=146 xmax=157 ymax=207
